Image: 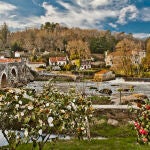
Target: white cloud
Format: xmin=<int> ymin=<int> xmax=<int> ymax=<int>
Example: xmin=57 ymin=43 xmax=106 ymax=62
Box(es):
xmin=40 ymin=1 xmax=119 ymax=29
xmin=117 ymin=5 xmax=139 ymax=25
xmin=90 ymin=0 xmax=110 ymax=8
xmin=140 ymin=7 xmax=150 ymax=21
xmin=109 ymin=23 xmax=117 ymax=28
xmin=133 ymin=33 xmax=150 ymax=39
xmin=0 ymin=0 xmax=147 ymax=32
xmin=0 ymin=1 xmax=17 ymax=13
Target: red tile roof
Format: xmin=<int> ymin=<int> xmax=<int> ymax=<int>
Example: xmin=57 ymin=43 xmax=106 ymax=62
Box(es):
xmin=49 ymin=57 xmax=57 ymax=63
xmin=0 ymin=58 xmax=21 ymax=63
xmin=57 ymin=57 xmax=66 ymax=61
xmin=49 ymin=57 xmax=66 ymax=62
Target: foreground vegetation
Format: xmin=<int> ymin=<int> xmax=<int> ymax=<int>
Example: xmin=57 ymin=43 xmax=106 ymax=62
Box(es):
xmin=14 ymin=138 xmax=150 ymax=150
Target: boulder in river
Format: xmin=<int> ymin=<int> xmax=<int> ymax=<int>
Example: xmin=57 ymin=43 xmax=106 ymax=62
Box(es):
xmin=99 ymin=88 xmax=112 ymax=95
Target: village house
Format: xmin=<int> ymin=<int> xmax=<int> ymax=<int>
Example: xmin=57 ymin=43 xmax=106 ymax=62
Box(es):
xmin=14 ymin=51 xmax=25 ymax=58
xmin=94 ymin=70 xmax=115 ymax=81
xmin=131 ymin=50 xmax=146 ymax=65
xmin=26 ymin=61 xmax=46 ymax=71
xmin=49 ymin=57 xmax=67 ymax=66
xmin=0 ymin=58 xmax=21 ymax=63
xmin=105 ymin=49 xmax=146 ymax=67
xmin=79 ymin=59 xmax=91 ymax=70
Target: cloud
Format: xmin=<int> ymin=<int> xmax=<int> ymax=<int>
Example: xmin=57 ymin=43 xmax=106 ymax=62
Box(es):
xmin=133 ymin=33 xmax=150 ymax=39
xmin=109 ymin=23 xmax=117 ymax=28
xmin=0 ymin=0 xmax=148 ymax=34
xmin=117 ymin=5 xmax=139 ymax=25
xmin=89 ymin=0 xmax=110 ymax=8
xmin=140 ymin=7 xmax=150 ymax=21
xmin=40 ymin=1 xmax=120 ymax=29
xmin=0 ymin=1 xmax=17 ymax=13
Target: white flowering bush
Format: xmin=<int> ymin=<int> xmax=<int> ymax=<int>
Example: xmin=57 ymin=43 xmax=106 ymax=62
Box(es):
xmin=0 ymin=81 xmax=93 ymax=150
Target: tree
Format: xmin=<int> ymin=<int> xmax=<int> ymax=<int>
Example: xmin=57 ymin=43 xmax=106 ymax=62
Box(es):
xmin=66 ymin=40 xmax=91 ymax=60
xmin=0 ymin=22 xmax=9 ymax=49
xmin=112 ymin=38 xmax=143 ymax=76
xmin=89 ymin=35 xmax=116 ymax=54
xmin=11 ymin=42 xmax=23 ymax=52
xmin=142 ymin=38 xmax=150 ymax=71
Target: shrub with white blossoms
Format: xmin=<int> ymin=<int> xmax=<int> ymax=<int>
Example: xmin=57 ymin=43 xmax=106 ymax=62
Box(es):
xmin=0 ymin=81 xmax=93 ymax=150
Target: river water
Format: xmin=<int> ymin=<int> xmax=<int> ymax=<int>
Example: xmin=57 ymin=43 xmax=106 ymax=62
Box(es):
xmin=26 ymin=78 xmax=150 ymax=99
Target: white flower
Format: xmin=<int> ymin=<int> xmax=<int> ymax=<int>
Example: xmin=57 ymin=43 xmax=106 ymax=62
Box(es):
xmin=60 ymin=109 xmax=65 ymax=113
xmin=21 ymin=112 xmax=24 ymax=116
xmin=5 ymin=130 xmax=8 ymax=135
xmin=24 ymin=129 xmax=28 ymax=137
xmin=67 ymin=105 xmax=71 ymax=110
xmin=19 ymin=100 xmax=22 ymax=105
xmin=71 ymin=102 xmax=77 ymax=110
xmin=46 ymin=103 xmax=49 ymax=107
xmin=7 ymin=102 xmax=11 ymax=106
xmin=0 ymin=95 xmax=3 ymax=101
xmin=15 ymin=104 xmax=19 ymax=109
xmin=8 ymin=89 xmax=14 ymax=93
xmin=15 ymin=113 xmax=20 ymax=119
xmin=28 ymin=105 xmax=33 ymax=110
xmin=48 ymin=117 xmax=54 ymax=127
xmin=16 ymin=135 xmax=20 ymax=139
xmin=38 ymin=129 xmax=42 ymax=135
xmin=15 ymin=95 xmax=18 ymax=100
xmin=84 ymin=107 xmax=88 ymax=111
xmin=81 ymin=127 xmax=85 ymax=131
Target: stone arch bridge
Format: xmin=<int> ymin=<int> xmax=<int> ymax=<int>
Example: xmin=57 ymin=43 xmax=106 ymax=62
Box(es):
xmin=0 ymin=61 xmax=34 ymax=88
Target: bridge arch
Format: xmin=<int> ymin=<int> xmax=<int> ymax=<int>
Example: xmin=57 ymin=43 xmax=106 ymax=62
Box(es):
xmin=1 ymin=73 xmax=8 ymax=88
xmin=11 ymin=68 xmax=17 ymax=78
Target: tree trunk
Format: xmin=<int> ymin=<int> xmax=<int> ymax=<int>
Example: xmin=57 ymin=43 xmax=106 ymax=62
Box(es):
xmin=85 ymin=116 xmax=91 ymax=140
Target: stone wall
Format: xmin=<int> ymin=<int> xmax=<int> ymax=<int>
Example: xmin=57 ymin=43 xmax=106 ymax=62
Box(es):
xmin=0 ymin=61 xmax=34 ymax=88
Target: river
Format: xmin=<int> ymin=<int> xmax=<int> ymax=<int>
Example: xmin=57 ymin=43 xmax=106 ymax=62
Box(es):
xmin=26 ymin=78 xmax=150 ymax=99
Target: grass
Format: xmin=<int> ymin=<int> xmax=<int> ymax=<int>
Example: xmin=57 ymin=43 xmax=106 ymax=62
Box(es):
xmin=15 ymin=138 xmax=150 ymax=150
xmin=88 ymin=95 xmax=111 ymax=105
xmin=90 ymin=122 xmax=136 ymax=137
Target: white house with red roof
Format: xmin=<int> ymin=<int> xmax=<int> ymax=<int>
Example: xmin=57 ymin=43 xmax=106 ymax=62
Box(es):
xmin=49 ymin=57 xmax=67 ymax=66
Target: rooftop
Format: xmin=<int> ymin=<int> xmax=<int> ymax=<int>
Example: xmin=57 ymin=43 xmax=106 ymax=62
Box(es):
xmin=0 ymin=58 xmax=21 ymax=63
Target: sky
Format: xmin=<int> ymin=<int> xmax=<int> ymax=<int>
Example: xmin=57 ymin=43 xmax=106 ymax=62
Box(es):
xmin=0 ymin=0 xmax=149 ymax=38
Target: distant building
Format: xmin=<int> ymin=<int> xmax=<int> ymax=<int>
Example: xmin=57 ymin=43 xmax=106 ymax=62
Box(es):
xmin=14 ymin=51 xmax=25 ymax=58
xmin=105 ymin=50 xmax=146 ymax=67
xmin=80 ymin=59 xmax=91 ymax=70
xmin=131 ymin=50 xmax=146 ymax=65
xmin=94 ymin=70 xmax=115 ymax=81
xmin=49 ymin=57 xmax=67 ymax=66
xmin=0 ymin=58 xmax=21 ymax=63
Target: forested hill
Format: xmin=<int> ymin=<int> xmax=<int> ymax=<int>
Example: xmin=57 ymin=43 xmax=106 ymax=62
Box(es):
xmin=0 ymin=22 xmax=149 ymax=60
